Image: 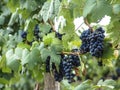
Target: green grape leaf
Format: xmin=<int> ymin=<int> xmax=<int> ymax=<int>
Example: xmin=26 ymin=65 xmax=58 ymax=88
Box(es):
xmin=41 ymin=48 xmax=51 ymax=62
xmin=26 ymin=19 xmax=37 ymax=42
xmin=18 ymin=9 xmax=31 ymax=19
xmin=32 ymin=66 xmax=44 ymax=82
xmin=17 ymin=42 xmax=31 ymax=49
xmin=21 ymin=48 xmax=30 ymax=65
xmin=113 ymin=4 xmax=120 ymax=14
xmin=83 ymin=0 xmax=96 ymax=17
xmin=7 ymin=0 xmax=20 ymax=12
xmin=41 ymin=47 xmax=61 ymax=65
xmin=20 ymin=0 xmax=37 ymax=12
xmin=15 ymin=47 xmax=23 ymax=59
xmin=71 ymin=0 xmax=85 ymax=17
xmin=9 ymin=76 xmax=20 ymax=85
xmin=102 ymin=39 xmax=115 ymax=66
xmin=50 ymin=50 xmax=61 ymax=65
xmin=75 ymin=80 xmax=92 ymax=90
xmin=8 ymin=9 xmax=19 ymax=26
xmin=22 ymin=48 xmax=40 ymax=69
xmin=5 ymin=49 xmax=20 ymax=71
xmin=50 ymin=44 xmax=62 ymax=53
xmin=0 ymin=55 xmax=11 ymax=73
xmin=40 ymin=0 xmax=60 ymax=22
xmin=43 ymin=33 xmax=55 ymax=45
xmin=83 ymin=0 xmax=112 ymax=21
xmin=0 ymin=35 xmax=5 ymax=47
xmin=18 ymin=0 xmax=37 ymax=19
xmin=40 ymin=23 xmax=51 ymax=34
xmin=97 ymin=79 xmax=116 ymax=89
xmin=1 ymin=6 xmax=11 ymax=16
xmin=0 ymin=16 xmax=5 ymax=25
xmin=107 ymin=19 xmax=120 ymax=47
xmin=0 ymin=78 xmax=9 ymax=84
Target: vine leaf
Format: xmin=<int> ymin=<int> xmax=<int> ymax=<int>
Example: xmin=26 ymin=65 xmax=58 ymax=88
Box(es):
xmin=0 ymin=78 xmax=9 ymax=84
xmin=7 ymin=0 xmax=20 ymax=12
xmin=40 ymin=0 xmax=60 ymax=22
xmin=102 ymin=39 xmax=115 ymax=67
xmin=75 ymin=80 xmax=92 ymax=90
xmin=22 ymin=48 xmax=40 ymax=69
xmin=41 ymin=48 xmax=61 ymax=65
xmin=8 ymin=9 xmax=19 ymax=26
xmin=83 ymin=0 xmax=112 ymax=21
xmin=5 ymin=49 xmax=20 ymax=71
xmin=0 ymin=15 xmax=5 ymax=25
xmin=113 ymin=4 xmax=120 ymax=14
xmin=107 ymin=19 xmax=120 ymax=47
xmin=96 ymin=79 xmax=116 ymax=89
xmin=83 ymin=0 xmax=96 ymax=17
xmin=20 ymin=0 xmax=37 ymax=12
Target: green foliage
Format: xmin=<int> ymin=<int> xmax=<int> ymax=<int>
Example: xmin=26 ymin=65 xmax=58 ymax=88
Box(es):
xmin=113 ymin=4 xmax=120 ymax=14
xmin=102 ymin=39 xmax=115 ymax=66
xmin=0 ymin=0 xmax=120 ymax=89
xmin=40 ymin=0 xmax=60 ymax=22
xmin=107 ymin=18 xmax=120 ymax=47
xmin=75 ymin=80 xmax=92 ymax=90
xmin=83 ymin=0 xmax=112 ymax=22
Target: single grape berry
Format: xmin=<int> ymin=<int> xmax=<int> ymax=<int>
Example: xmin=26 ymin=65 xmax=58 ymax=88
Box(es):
xmin=116 ymin=68 xmax=120 ymax=77
xmin=55 ymin=32 xmax=65 ymax=40
xmin=111 ymin=74 xmax=118 ymax=80
xmin=21 ymin=31 xmax=27 ymax=38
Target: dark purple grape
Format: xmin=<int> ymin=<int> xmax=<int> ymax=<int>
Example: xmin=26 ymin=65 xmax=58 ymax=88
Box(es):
xmin=116 ymin=68 xmax=120 ymax=77
xmin=45 ymin=56 xmax=50 ymax=72
xmin=55 ymin=32 xmax=65 ymax=40
xmin=111 ymin=75 xmax=118 ymax=80
xmin=34 ymin=24 xmax=39 ymax=34
xmin=98 ymin=61 xmax=103 ymax=66
xmin=21 ymin=31 xmax=27 ymax=38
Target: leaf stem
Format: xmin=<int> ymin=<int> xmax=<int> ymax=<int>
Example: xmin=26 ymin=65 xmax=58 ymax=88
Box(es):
xmin=48 ymin=19 xmax=56 ymax=32
xmin=84 ymin=18 xmax=93 ymax=32
xmin=75 ymin=22 xmax=84 ymax=31
xmin=34 ymin=83 xmax=40 ymax=90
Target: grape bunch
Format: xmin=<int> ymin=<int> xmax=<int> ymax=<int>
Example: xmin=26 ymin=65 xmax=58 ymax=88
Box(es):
xmin=34 ymin=24 xmax=40 ymax=40
xmin=80 ymin=29 xmax=91 ymax=53
xmin=21 ymin=24 xmax=43 ymax=45
xmin=116 ymin=68 xmax=120 ymax=77
xmin=62 ymin=54 xmax=81 ymax=83
xmin=80 ymin=27 xmax=105 ymax=58
xmin=62 ymin=55 xmax=75 ymax=83
xmin=89 ymin=27 xmax=105 ymax=57
xmin=56 ymin=54 xmax=80 ymax=83
xmin=45 ymin=56 xmax=50 ymax=72
xmin=34 ymin=24 xmax=43 ymax=41
xmin=52 ymin=63 xmax=63 ymax=82
xmin=45 ymin=50 xmax=81 ymax=83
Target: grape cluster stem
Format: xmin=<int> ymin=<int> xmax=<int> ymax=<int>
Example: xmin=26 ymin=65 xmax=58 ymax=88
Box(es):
xmin=62 ymin=51 xmax=82 ymax=55
xmin=48 ymin=19 xmax=56 ymax=32
xmin=84 ymin=18 xmax=93 ymax=32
